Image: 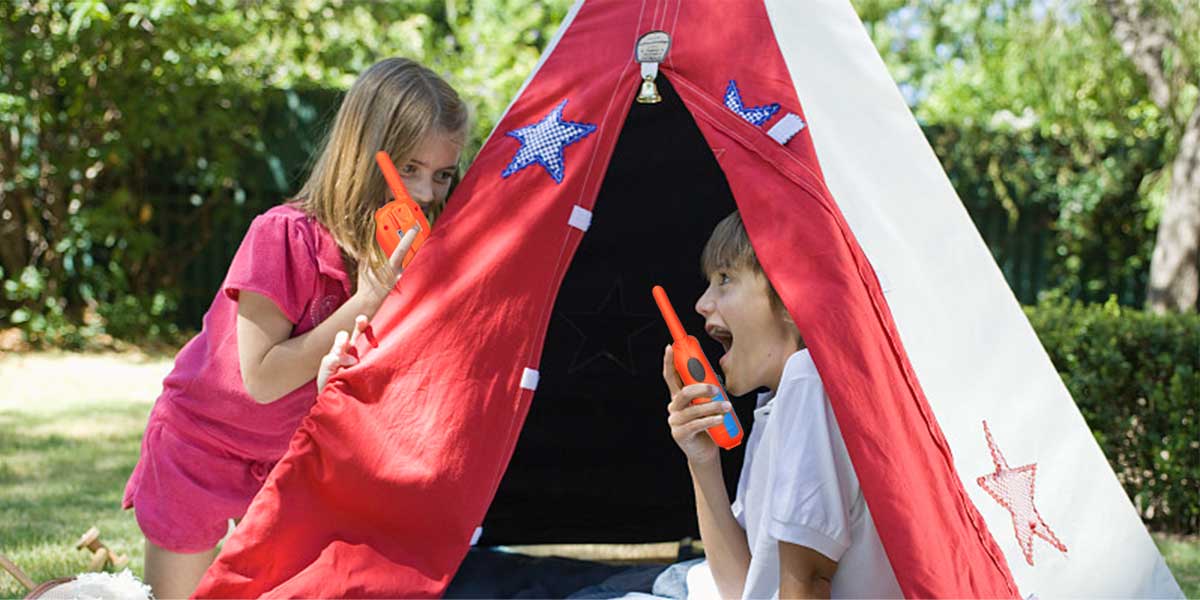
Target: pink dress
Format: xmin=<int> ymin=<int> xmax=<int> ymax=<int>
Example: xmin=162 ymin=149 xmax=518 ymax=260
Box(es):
xmin=123 ymin=204 xmax=352 ymax=552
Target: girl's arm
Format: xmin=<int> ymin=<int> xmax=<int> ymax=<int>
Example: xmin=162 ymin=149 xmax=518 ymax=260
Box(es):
xmin=237 ymin=290 xmax=382 ymax=404
xmin=778 ymin=541 xmax=837 ymax=599
xmin=662 ymin=346 xmax=752 ymax=598
xmin=237 ymin=227 xmax=418 ymax=404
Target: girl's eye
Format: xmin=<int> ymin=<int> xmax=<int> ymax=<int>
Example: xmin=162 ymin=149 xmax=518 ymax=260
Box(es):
xmin=718 ymin=272 xmax=731 ymax=285
xmin=401 ymin=164 xmax=418 ymax=176
xmin=435 ymin=170 xmax=454 ymax=183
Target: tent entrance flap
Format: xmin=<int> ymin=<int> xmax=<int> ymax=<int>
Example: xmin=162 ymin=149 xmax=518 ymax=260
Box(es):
xmin=481 ymin=76 xmax=754 ymax=545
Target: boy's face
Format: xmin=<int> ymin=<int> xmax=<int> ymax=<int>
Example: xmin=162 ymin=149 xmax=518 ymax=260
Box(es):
xmin=695 ymin=265 xmax=799 ymax=396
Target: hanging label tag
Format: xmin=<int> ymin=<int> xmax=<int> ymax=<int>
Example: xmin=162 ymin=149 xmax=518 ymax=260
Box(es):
xmin=636 ymin=30 xmax=671 ymax=64
xmin=635 ymin=31 xmax=671 ymax=104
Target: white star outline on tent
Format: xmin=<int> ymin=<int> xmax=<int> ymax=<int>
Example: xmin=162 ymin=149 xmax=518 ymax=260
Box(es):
xmin=724 ymin=80 xmax=781 ymax=127
xmin=501 ymin=99 xmax=597 ymax=184
xmin=976 ymin=420 xmax=1068 ymax=566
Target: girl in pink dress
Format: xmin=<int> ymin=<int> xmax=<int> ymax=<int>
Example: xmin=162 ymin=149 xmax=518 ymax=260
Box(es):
xmin=121 ymin=57 xmax=468 ymax=599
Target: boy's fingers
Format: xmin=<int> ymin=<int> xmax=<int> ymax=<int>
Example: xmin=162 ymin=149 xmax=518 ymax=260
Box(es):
xmin=661 ymin=346 xmax=683 ymax=396
xmin=669 ymin=383 xmax=717 ymax=412
xmin=388 ymin=226 xmax=421 ymax=272
xmin=682 ymin=416 xmax=727 ymax=438
xmin=668 ymin=400 xmax=731 ymax=427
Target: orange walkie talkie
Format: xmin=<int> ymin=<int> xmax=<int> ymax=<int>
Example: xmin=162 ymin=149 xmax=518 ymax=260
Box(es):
xmin=374 ymin=150 xmax=431 ymax=269
xmin=652 ymin=285 xmax=743 ymax=449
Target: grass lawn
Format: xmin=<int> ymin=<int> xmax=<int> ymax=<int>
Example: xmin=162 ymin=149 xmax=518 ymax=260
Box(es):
xmin=1 ymin=352 xmax=1197 ymax=598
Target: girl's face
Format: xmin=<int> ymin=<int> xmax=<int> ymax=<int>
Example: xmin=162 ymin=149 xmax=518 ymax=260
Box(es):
xmin=399 ymin=131 xmax=463 ymax=213
xmin=695 ymin=265 xmax=799 ymax=396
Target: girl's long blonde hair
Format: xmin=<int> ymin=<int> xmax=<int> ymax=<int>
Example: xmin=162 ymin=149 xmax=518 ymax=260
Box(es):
xmin=293 ymin=57 xmax=468 ymax=287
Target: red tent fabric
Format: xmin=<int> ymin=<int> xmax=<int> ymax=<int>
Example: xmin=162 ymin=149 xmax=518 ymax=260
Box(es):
xmin=194 ymin=1 xmax=1018 ymax=597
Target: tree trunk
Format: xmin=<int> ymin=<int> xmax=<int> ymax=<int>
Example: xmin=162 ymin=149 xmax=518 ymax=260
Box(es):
xmin=1146 ymin=100 xmax=1200 ymax=313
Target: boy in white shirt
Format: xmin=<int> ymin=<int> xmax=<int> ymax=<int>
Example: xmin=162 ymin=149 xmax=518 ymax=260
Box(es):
xmin=662 ymin=212 xmax=901 ymax=599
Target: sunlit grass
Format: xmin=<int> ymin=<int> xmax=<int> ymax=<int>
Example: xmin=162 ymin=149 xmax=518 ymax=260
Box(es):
xmin=1156 ymin=533 xmax=1200 ymax=598
xmin=0 ymin=353 xmax=165 ymax=597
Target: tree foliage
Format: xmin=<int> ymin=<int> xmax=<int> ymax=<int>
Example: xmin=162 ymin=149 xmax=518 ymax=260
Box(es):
xmin=0 ymin=0 xmax=570 ymax=346
xmin=1 ymin=0 xmax=1194 ymax=347
xmin=856 ymin=0 xmax=1197 ymax=308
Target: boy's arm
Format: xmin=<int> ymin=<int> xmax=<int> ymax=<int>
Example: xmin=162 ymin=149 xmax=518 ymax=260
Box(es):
xmin=663 ymin=346 xmax=751 ymax=598
xmin=778 ymin=541 xmax=838 ymax=599
xmin=688 ymin=457 xmax=752 ymax=599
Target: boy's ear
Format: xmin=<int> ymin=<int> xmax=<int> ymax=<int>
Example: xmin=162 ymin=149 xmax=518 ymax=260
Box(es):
xmin=777 ymin=303 xmax=801 ymax=337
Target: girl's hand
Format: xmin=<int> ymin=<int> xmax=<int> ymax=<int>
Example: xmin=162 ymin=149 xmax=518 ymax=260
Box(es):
xmin=317 ymin=315 xmax=368 ymax=389
xmin=663 ymin=345 xmax=730 ymax=466
xmin=355 ymin=226 xmax=420 ymax=307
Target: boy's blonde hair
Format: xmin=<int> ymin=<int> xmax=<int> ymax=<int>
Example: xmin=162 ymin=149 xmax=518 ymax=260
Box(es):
xmin=294 ymin=57 xmax=468 ymax=286
xmin=701 ymin=211 xmax=784 ymax=309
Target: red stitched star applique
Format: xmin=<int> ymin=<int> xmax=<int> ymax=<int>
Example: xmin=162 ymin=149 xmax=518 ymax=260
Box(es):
xmin=977 ymin=420 xmax=1068 ymax=566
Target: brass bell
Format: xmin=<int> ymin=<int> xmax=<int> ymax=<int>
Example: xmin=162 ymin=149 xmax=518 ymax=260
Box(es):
xmin=637 ymin=74 xmax=662 ymax=104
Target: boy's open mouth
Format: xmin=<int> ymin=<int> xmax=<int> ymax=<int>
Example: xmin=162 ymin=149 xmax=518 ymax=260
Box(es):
xmin=706 ymin=325 xmax=733 ymax=362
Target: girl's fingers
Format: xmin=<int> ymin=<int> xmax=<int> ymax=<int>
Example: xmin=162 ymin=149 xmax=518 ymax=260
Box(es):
xmin=388 ymin=226 xmax=421 ymax=273
xmin=317 ymin=351 xmax=340 ymax=389
xmin=347 ymin=315 xmax=368 ymax=348
xmin=320 ymin=351 xmax=339 ymax=373
xmin=332 ymin=330 xmax=350 ymax=353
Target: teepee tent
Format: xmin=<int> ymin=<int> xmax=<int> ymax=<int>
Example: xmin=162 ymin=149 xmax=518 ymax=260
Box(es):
xmin=194 ymin=0 xmax=1183 ymax=597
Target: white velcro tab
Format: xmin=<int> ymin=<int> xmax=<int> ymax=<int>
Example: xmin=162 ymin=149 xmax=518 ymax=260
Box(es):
xmin=568 ymin=205 xmax=592 ymax=232
xmin=520 ymin=368 xmax=540 ymax=391
xmin=767 ymin=113 xmax=806 ymax=145
xmin=470 ymin=526 xmax=483 ymax=546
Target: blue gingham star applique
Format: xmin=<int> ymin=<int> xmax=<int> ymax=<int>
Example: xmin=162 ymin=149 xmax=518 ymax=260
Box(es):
xmin=724 ymin=80 xmax=780 ymax=127
xmin=502 ymin=99 xmax=597 ymax=184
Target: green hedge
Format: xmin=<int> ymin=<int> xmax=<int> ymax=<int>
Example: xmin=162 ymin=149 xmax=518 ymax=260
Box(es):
xmin=1025 ymin=297 xmax=1199 ymax=534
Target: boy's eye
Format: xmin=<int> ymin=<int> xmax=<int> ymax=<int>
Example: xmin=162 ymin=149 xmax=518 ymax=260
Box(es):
xmin=718 ymin=272 xmax=731 ymax=285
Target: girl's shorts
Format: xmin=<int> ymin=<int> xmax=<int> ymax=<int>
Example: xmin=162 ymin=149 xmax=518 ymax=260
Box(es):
xmin=122 ymin=415 xmax=276 ymax=553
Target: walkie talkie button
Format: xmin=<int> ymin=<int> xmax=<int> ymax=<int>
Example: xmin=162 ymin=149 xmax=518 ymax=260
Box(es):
xmin=686 ymin=358 xmax=706 ymax=381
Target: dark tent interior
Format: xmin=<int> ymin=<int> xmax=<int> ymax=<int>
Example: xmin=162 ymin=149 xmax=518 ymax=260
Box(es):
xmin=480 ymin=76 xmax=757 ymax=546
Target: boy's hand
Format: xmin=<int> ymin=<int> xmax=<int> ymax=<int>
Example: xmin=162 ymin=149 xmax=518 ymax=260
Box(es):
xmin=663 ymin=345 xmax=731 ymax=466
xmin=317 ymin=315 xmax=368 ymax=389
xmin=356 ymin=225 xmax=420 ymax=307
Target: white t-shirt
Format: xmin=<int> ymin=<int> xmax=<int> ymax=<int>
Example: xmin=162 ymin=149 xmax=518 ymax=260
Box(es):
xmin=690 ymin=349 xmax=902 ymax=599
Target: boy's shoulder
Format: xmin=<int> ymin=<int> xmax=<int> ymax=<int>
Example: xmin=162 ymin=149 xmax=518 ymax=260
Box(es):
xmin=762 ymin=349 xmax=827 ymax=421
xmin=779 ymin=348 xmax=822 ymax=388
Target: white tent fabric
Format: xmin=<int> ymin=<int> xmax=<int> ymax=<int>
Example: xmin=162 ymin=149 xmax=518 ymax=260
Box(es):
xmin=765 ymin=0 xmax=1182 ymax=596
